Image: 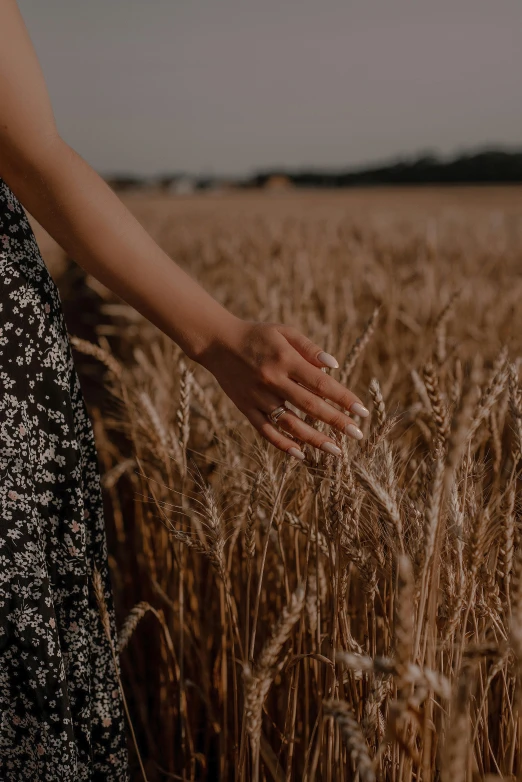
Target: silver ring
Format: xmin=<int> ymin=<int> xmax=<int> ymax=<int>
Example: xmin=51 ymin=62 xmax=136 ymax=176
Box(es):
xmin=268 ymin=404 xmax=288 ymax=425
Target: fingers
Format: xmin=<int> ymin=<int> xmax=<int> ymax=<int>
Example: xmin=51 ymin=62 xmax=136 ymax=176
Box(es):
xmin=249 ymin=409 xmax=306 ymax=461
xmin=277 ymin=325 xmax=340 ymax=369
xmin=289 ymin=361 xmax=369 ymax=418
xmin=277 ymin=409 xmax=343 ymax=455
xmin=250 ymin=407 xmax=346 ymax=460
xmin=276 ymin=324 xmax=369 ymax=417
xmin=279 ymin=379 xmax=364 ymax=440
xmin=244 ymin=322 xmax=371 ymax=458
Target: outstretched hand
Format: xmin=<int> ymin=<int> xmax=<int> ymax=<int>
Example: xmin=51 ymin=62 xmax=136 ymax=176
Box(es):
xmin=196 ymin=318 xmax=369 ymax=460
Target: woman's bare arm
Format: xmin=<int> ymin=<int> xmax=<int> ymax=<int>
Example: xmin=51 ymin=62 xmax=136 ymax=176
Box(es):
xmin=0 ymin=0 xmax=238 ymax=361
xmin=0 ymin=0 xmax=369 ymax=458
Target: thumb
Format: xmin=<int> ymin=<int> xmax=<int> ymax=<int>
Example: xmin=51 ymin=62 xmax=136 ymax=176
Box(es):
xmin=277 ymin=325 xmax=339 ymax=369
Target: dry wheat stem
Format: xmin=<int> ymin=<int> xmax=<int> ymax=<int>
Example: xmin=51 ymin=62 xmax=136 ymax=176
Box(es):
xmin=86 ymin=191 xmax=522 ymax=780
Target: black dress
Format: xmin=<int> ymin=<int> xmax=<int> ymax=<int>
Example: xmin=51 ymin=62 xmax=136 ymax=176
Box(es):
xmin=0 ymin=177 xmax=130 ymax=780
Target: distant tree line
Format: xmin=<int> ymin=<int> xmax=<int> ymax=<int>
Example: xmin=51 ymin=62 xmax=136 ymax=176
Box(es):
xmin=105 ymin=149 xmax=522 ymax=191
xmin=247 ymin=150 xmax=522 ymax=188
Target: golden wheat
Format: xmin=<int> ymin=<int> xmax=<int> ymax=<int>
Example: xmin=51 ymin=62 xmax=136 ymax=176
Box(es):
xmin=65 ymin=187 xmax=522 ymax=781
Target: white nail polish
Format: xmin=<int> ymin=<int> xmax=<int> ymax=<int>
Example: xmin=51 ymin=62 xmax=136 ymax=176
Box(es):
xmin=320 ymin=442 xmax=342 ymax=456
xmin=351 ymin=403 xmax=370 ymax=418
xmin=345 ymin=424 xmax=364 ymax=440
xmin=317 ymin=351 xmax=339 ymax=369
xmin=288 ymin=446 xmax=305 ymax=461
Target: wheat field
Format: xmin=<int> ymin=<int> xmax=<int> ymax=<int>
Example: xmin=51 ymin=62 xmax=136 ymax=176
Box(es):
xmin=48 ymin=186 xmax=522 ymax=781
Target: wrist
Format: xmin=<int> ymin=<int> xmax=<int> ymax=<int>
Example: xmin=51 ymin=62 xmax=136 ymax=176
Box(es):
xmin=185 ymin=310 xmax=245 ymax=369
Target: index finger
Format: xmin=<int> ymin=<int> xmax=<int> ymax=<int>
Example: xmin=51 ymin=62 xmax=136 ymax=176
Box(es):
xmin=289 ymin=362 xmax=370 ymax=418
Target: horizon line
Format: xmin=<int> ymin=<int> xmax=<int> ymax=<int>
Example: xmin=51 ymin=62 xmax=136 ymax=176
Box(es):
xmin=99 ymin=143 xmax=522 ymax=182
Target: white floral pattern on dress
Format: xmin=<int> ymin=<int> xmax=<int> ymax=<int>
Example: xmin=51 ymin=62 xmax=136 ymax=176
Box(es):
xmin=0 ymin=177 xmax=130 ymax=781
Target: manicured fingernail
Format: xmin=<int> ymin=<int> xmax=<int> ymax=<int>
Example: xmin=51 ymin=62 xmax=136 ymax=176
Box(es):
xmin=320 ymin=442 xmax=342 ymax=456
xmin=317 ymin=351 xmax=339 ymax=369
xmin=288 ymin=447 xmax=305 ymax=461
xmin=351 ymin=403 xmax=370 ymax=418
xmin=345 ymin=424 xmax=364 ymax=440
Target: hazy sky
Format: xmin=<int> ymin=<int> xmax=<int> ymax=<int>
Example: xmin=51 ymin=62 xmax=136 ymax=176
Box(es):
xmin=19 ymin=0 xmax=522 ymax=176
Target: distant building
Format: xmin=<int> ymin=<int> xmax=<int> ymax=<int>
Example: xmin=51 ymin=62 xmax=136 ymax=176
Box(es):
xmin=264 ymin=174 xmax=293 ymax=191
xmin=167 ymin=177 xmax=197 ymax=195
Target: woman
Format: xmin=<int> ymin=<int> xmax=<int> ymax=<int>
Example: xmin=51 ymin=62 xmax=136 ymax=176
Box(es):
xmin=0 ymin=1 xmax=369 ymax=779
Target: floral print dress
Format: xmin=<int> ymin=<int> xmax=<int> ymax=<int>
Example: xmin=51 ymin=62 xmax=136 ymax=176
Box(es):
xmin=0 ymin=176 xmax=130 ymax=780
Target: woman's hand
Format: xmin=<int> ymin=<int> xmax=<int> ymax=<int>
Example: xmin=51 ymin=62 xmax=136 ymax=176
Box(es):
xmin=196 ymin=318 xmax=369 ymax=460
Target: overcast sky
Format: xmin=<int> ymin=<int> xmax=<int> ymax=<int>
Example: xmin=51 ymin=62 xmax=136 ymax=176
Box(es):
xmin=18 ymin=0 xmax=522 ymax=177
